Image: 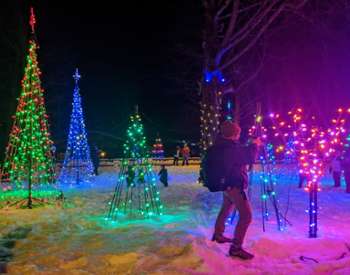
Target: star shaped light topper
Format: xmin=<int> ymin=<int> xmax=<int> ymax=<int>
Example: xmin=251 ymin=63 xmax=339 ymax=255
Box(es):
xmin=73 ymin=68 xmax=81 ymax=83
xmin=30 ymin=7 xmax=36 ymax=33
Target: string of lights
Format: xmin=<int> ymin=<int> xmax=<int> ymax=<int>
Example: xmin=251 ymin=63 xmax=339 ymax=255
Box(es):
xmin=269 ymin=108 xmax=350 ymax=237
xmin=107 ymin=108 xmax=163 ymax=221
xmin=58 ymin=68 xmax=95 ymax=185
xmin=0 ymin=8 xmax=57 ymax=208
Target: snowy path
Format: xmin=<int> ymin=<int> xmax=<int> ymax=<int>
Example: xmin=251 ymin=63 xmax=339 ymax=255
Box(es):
xmin=1 ymin=166 xmax=350 ymax=274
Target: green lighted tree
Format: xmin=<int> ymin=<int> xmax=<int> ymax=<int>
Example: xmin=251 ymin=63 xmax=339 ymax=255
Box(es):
xmin=0 ymin=8 xmax=57 ymax=208
xmin=107 ymin=108 xmax=163 ymax=220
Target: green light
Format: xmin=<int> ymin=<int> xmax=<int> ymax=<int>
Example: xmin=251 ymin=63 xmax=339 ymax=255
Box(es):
xmin=1 ymin=37 xmax=56 ymax=205
xmin=106 ymin=109 xmax=163 ymax=221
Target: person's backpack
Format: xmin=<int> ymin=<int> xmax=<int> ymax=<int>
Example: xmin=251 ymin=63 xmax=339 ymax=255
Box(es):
xmin=201 ymin=144 xmax=231 ymax=192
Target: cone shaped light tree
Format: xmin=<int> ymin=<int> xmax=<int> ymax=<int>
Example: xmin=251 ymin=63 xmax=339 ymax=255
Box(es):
xmin=58 ymin=69 xmax=94 ymax=185
xmin=152 ymin=135 xmax=164 ymax=159
xmin=107 ymin=107 xmax=163 ymax=220
xmin=0 ymin=8 xmax=57 ymax=208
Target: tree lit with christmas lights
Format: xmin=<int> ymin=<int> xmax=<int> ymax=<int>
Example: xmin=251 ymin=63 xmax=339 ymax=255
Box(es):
xmin=269 ymin=108 xmax=350 ymax=237
xmin=107 ymin=108 xmax=163 ymax=220
xmin=58 ymin=68 xmax=94 ymax=185
xmin=0 ymin=8 xmax=57 ymax=208
xmin=152 ymin=136 xmax=164 ymax=159
xmin=249 ymin=105 xmax=285 ymax=232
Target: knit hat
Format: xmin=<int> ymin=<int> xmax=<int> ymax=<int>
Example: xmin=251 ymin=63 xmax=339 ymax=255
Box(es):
xmin=220 ymin=120 xmax=241 ymax=138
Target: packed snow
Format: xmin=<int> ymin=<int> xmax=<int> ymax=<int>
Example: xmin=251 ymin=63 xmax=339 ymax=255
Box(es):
xmin=1 ymin=165 xmax=350 ymax=274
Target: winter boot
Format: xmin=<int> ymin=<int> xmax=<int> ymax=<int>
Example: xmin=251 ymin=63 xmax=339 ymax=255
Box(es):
xmin=211 ymin=233 xmax=233 ymax=243
xmin=229 ymin=242 xmax=254 ymax=260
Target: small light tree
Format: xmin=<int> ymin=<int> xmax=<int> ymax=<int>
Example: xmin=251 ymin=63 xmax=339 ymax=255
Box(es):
xmin=152 ymin=135 xmax=164 ymax=159
xmin=107 ymin=107 xmax=163 ymax=220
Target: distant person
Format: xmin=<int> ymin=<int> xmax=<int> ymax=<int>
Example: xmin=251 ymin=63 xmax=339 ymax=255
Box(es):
xmin=330 ymin=154 xmax=342 ymax=187
xmin=173 ymin=146 xmax=181 ymax=166
xmin=50 ymin=144 xmax=57 ymax=163
xmin=91 ymin=145 xmax=100 ymax=176
xmin=298 ymin=171 xmax=307 ymax=188
xmin=181 ymin=144 xmax=190 ymax=166
xmin=158 ymin=164 xmax=168 ymax=187
xmin=203 ymin=120 xmax=259 ymax=260
xmin=342 ymin=153 xmax=350 ymax=193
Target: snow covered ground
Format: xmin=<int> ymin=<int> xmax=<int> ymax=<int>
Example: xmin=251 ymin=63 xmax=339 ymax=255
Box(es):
xmin=1 ymin=165 xmax=350 ymax=274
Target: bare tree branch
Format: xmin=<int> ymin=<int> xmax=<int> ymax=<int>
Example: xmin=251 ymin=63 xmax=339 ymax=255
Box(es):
xmin=215 ymin=0 xmax=232 ymax=21
xmin=221 ymin=0 xmax=240 ymax=47
xmin=235 ymin=45 xmax=266 ymax=93
xmin=216 ymin=1 xmax=279 ymax=66
xmin=221 ymin=2 xmax=285 ymax=70
xmin=232 ymin=1 xmax=275 ymax=43
xmin=199 ymin=0 xmax=309 ymax=149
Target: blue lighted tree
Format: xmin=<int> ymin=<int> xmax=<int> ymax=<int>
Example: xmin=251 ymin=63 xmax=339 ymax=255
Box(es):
xmin=58 ymin=69 xmax=94 ymax=185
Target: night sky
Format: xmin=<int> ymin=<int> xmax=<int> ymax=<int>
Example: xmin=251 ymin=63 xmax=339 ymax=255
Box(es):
xmin=0 ymin=1 xmax=202 ymax=157
xmin=2 ymin=1 xmax=350 ymax=159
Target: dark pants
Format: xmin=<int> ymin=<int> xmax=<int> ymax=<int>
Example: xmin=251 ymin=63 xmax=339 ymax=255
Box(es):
xmin=345 ymin=172 xmax=350 ymax=193
xmin=182 ymin=157 xmax=189 ymax=166
xmin=161 ymin=180 xmax=168 ymax=187
xmin=173 ymin=157 xmax=179 ymax=166
xmin=298 ymin=173 xmax=306 ymax=188
xmin=333 ymin=171 xmax=341 ymax=187
xmin=214 ymin=187 xmax=252 ymax=247
xmin=93 ymin=162 xmax=99 ymax=176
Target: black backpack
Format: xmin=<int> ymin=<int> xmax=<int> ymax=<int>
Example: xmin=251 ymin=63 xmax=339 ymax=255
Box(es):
xmin=201 ymin=144 xmax=232 ymax=192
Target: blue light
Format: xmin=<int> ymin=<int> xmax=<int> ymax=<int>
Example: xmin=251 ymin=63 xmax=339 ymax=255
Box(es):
xmin=203 ymin=69 xmax=226 ymax=84
xmin=204 ymin=70 xmax=212 ymax=83
xmin=58 ymin=68 xmax=95 ymax=185
xmin=216 ymin=70 xmax=225 ymax=83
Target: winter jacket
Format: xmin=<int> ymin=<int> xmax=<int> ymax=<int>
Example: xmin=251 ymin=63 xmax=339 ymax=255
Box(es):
xmin=181 ymin=146 xmax=190 ymax=157
xmin=214 ymin=136 xmax=258 ymax=189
